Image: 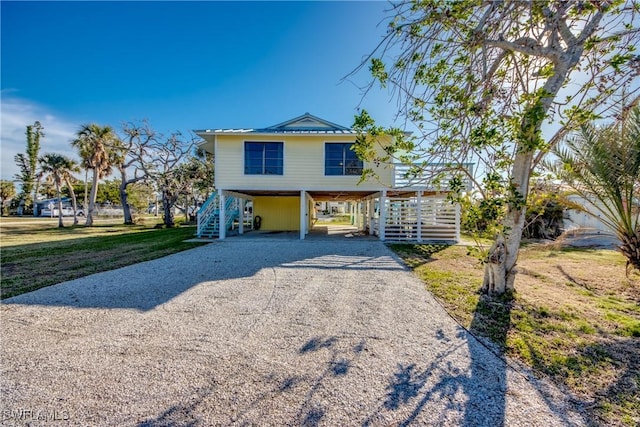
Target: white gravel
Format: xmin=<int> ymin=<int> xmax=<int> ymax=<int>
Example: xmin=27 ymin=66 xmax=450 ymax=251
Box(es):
xmin=1 ymin=238 xmax=587 ymax=426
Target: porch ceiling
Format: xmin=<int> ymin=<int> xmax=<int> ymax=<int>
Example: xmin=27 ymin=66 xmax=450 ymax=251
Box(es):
xmin=224 ymin=189 xmax=379 ymax=201
xmin=308 ymin=191 xmax=378 ymax=201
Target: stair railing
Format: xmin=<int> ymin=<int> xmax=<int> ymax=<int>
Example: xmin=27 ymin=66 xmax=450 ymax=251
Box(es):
xmin=197 ymin=191 xmax=219 ymax=237
xmin=224 ymin=196 xmax=238 ymax=231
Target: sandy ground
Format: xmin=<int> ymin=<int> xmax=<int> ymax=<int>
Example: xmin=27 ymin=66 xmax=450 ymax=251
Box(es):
xmin=1 ymin=239 xmax=586 ymax=426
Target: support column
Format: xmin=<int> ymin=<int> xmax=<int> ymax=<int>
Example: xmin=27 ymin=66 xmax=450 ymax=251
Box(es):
xmin=299 ymin=190 xmax=306 ymax=240
xmin=305 ymin=194 xmax=317 ymax=234
xmin=350 ymin=203 xmax=354 ymax=227
xmin=362 ymin=199 xmax=367 ymax=232
xmin=379 ymin=190 xmax=387 ymax=241
xmin=238 ymin=198 xmax=244 ymax=235
xmin=197 ymin=205 xmax=202 ymax=238
xmin=455 ymin=202 xmax=461 ymax=242
xmin=416 ymin=191 xmax=422 ymax=242
xmin=431 ymin=199 xmax=437 ymax=224
xmin=368 ymin=198 xmax=374 ymax=234
xmin=219 ymin=191 xmax=226 ymax=240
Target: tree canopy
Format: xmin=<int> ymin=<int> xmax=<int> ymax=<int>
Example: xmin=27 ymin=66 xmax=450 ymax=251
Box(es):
xmin=14 ymin=121 xmax=44 ymax=213
xmin=112 ymin=121 xmax=159 ymax=224
xmin=71 ymin=124 xmax=119 ymax=225
xmin=39 ymin=153 xmax=77 ymax=228
xmin=354 ymin=0 xmax=640 ymax=293
xmin=0 ymin=180 xmax=16 ymax=216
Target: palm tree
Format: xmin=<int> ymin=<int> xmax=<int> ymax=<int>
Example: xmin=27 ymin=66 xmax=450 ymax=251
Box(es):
xmin=58 ymin=158 xmax=81 ymax=225
xmin=39 ymin=154 xmax=70 ymax=228
xmin=553 ymin=106 xmax=640 ymax=272
xmin=71 ymin=124 xmax=117 ymax=226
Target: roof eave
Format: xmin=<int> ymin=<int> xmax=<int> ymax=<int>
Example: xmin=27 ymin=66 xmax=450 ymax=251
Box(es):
xmin=265 ymin=112 xmax=351 ymax=131
xmin=194 ymin=130 xmax=358 ymax=137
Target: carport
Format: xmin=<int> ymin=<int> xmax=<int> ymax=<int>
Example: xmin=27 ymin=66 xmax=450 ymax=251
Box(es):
xmin=211 ymin=188 xmax=460 ymax=243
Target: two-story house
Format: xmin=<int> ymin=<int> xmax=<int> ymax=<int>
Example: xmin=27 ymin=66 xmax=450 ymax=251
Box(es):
xmin=194 ymin=113 xmax=464 ymax=242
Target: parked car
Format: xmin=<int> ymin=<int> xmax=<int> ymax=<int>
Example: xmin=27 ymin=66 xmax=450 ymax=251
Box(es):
xmin=40 ymin=207 xmax=84 ymax=217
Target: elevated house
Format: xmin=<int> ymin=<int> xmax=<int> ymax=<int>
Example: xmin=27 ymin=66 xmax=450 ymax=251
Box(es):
xmin=194 ymin=113 xmax=470 ymax=241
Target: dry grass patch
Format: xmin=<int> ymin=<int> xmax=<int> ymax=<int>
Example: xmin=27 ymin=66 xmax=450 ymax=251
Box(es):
xmin=389 ymin=243 xmax=640 ymax=427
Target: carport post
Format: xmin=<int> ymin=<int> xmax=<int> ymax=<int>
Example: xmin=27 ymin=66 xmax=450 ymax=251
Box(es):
xmin=353 ymin=202 xmax=358 ymax=229
xmin=349 ymin=203 xmax=353 ymax=226
xmin=455 ymin=203 xmax=461 ymax=242
xmin=300 ymin=190 xmax=306 ymax=240
xmin=416 ymin=191 xmax=422 ymax=242
xmin=219 ymin=192 xmax=226 ymax=240
xmin=238 ymin=198 xmax=244 ymax=235
xmin=379 ymin=190 xmax=387 ymax=241
xmin=368 ymin=198 xmax=374 ymax=234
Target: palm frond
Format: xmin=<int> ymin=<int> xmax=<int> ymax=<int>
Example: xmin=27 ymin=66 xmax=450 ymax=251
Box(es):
xmin=553 ymin=106 xmax=640 ymax=242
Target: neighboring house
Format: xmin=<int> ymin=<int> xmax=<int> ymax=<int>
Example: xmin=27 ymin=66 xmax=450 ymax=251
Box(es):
xmin=563 ymin=194 xmax=608 ymax=233
xmin=563 ymin=193 xmax=640 ymax=236
xmin=194 ymin=113 xmax=469 ymax=241
xmin=35 ymin=197 xmax=71 ymax=217
xmin=316 ymin=201 xmax=349 ymax=216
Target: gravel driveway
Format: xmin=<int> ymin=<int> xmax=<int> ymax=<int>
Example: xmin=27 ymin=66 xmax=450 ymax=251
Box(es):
xmin=1 ymin=239 xmax=586 ymax=426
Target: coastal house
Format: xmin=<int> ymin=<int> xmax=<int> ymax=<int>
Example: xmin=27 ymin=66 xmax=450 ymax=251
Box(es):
xmin=194 ymin=113 xmax=469 ymax=241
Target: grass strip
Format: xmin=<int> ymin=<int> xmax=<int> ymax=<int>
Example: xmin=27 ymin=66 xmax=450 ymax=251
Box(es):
xmin=1 ymin=224 xmax=206 ymax=299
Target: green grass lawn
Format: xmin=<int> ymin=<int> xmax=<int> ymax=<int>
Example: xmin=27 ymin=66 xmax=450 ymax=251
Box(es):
xmin=389 ymin=243 xmax=640 ymax=427
xmin=1 ymin=218 xmax=207 ymax=299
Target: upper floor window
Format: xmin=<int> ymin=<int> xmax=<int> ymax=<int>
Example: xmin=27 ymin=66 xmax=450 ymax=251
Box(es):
xmin=244 ymin=142 xmax=283 ymax=175
xmin=325 ymin=143 xmax=363 ymax=176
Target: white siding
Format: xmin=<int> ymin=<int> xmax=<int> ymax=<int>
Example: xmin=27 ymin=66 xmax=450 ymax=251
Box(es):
xmin=563 ymin=195 xmax=614 ymax=234
xmin=215 ymin=134 xmax=393 ymax=191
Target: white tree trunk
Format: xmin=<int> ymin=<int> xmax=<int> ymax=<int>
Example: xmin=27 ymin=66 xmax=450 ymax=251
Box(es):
xmin=118 ymin=167 xmax=138 ymax=225
xmin=55 ymin=179 xmax=64 ymax=229
xmin=86 ymin=169 xmax=99 ymax=226
xmin=483 ymin=234 xmax=506 ymax=293
xmin=482 ymin=150 xmax=533 ymax=294
xmin=65 ymin=178 xmax=79 ymax=225
xmin=84 ymin=168 xmax=89 ymax=213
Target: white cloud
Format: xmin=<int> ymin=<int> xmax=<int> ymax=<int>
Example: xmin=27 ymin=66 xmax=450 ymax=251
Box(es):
xmin=0 ymin=94 xmax=79 ymax=181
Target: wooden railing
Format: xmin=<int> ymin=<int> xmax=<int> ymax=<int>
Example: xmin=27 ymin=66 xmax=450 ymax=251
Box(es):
xmin=392 ymin=163 xmax=473 ymax=191
xmin=368 ymin=196 xmax=460 ymax=242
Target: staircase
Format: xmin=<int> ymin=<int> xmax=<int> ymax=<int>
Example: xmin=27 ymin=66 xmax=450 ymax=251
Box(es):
xmin=196 ymin=192 xmax=240 ymax=238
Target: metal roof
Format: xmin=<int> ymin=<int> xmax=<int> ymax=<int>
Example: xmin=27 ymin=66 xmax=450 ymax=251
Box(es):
xmin=201 ymin=129 xmax=357 ymax=135
xmin=194 ymin=113 xmax=358 ymax=136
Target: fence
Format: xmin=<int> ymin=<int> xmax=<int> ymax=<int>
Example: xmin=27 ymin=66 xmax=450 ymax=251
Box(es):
xmin=368 ymin=196 xmax=460 ymax=242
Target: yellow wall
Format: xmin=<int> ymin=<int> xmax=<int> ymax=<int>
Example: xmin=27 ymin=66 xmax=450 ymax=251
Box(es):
xmin=253 ymin=196 xmax=300 ymax=231
xmin=214 ymin=134 xmax=394 ymax=191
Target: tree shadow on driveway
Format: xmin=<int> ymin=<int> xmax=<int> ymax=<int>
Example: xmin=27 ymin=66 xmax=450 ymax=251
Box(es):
xmin=361 ymin=326 xmax=507 ymax=427
xmin=2 ymin=240 xmax=405 ymax=311
xmin=361 ymin=293 xmax=587 ymax=426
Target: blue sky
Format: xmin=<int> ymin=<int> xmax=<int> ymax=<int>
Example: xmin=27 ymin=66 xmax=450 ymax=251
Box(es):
xmin=1 ymin=1 xmax=398 ymax=181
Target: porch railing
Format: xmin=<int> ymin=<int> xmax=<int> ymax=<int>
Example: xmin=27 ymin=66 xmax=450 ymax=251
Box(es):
xmin=393 ymin=163 xmax=473 ymax=191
